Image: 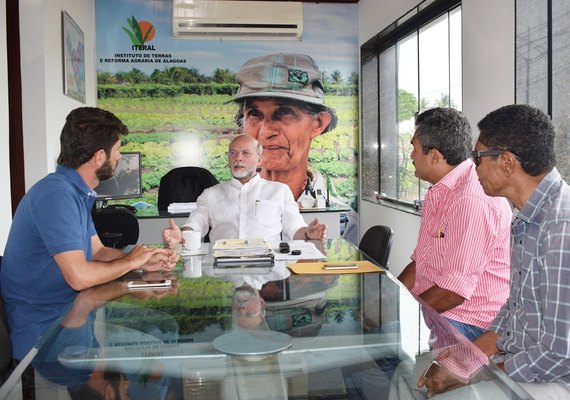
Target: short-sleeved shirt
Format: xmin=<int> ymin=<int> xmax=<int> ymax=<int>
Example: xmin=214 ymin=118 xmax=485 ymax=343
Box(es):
xmin=489 ymin=168 xmax=570 ymax=386
xmin=0 ymin=165 xmax=97 ymax=359
xmin=184 ymin=174 xmax=307 ymax=244
xmin=411 ymin=159 xmax=512 ymax=329
xmin=32 ymin=310 xmax=96 ymax=389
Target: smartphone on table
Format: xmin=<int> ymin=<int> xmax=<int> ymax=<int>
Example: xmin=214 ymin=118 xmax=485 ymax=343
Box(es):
xmin=127 ymin=279 xmax=172 ymax=289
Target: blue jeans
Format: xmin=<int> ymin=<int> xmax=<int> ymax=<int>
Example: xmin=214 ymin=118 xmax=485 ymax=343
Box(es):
xmin=444 ymin=318 xmax=485 ymax=341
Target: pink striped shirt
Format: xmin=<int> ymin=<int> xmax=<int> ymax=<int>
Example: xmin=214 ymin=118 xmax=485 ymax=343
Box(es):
xmin=411 ymin=159 xmax=511 ymax=329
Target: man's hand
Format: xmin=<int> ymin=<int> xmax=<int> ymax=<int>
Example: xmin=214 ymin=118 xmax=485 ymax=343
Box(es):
xmin=122 ymin=245 xmax=165 ymax=270
xmin=417 ymin=362 xmax=465 ymax=398
xmin=306 ymin=218 xmax=327 ymax=240
xmin=144 ymin=248 xmax=179 ymax=271
xmin=162 ymin=218 xmax=182 ymax=249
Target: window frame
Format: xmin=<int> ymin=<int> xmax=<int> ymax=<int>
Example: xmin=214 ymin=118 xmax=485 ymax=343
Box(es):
xmin=515 ymin=0 xmax=570 ymax=184
xmin=361 ymin=0 xmax=462 ymax=209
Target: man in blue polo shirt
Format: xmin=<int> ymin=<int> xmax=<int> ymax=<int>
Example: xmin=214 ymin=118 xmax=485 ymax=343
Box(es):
xmin=0 ymin=107 xmax=178 ymax=363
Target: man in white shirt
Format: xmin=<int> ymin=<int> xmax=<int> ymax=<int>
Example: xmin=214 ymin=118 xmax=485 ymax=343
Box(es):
xmin=162 ymin=135 xmax=327 ymax=246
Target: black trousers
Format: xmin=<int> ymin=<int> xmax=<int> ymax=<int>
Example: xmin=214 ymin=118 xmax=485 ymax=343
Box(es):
xmin=13 ymin=359 xmax=35 ymax=400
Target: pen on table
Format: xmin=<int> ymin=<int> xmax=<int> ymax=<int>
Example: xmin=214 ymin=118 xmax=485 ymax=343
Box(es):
xmin=322 ymin=263 xmax=359 ymax=270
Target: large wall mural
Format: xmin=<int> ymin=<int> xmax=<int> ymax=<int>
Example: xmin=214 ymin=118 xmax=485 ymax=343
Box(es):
xmin=96 ymin=0 xmax=359 ymax=240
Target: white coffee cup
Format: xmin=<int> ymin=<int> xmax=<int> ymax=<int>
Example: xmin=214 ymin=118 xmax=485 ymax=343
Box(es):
xmin=182 ymin=230 xmax=202 ymax=252
xmin=183 ymin=256 xmax=202 ymax=278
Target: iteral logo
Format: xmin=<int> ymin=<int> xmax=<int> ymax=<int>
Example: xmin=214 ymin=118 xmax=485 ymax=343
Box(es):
xmin=123 ymin=16 xmax=156 ymax=50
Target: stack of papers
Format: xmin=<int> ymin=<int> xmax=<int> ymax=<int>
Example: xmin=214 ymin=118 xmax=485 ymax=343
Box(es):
xmin=167 ymin=202 xmax=197 ymax=214
xmin=213 ymin=239 xmax=274 ymax=267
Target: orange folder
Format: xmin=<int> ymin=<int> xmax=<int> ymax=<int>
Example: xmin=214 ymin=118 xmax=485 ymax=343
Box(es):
xmin=288 ymin=260 xmax=384 ymax=275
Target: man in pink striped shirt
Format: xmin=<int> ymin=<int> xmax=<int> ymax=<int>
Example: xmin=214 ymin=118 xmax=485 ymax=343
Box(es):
xmin=398 ymin=107 xmax=512 ymax=340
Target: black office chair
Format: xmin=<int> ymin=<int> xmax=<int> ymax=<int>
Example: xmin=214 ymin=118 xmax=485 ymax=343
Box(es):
xmin=0 ymin=255 xmax=14 ymax=384
xmin=92 ymin=208 xmax=139 ymax=249
xmin=359 ymin=225 xmax=394 ymax=269
xmin=157 ymin=167 xmax=219 ymax=211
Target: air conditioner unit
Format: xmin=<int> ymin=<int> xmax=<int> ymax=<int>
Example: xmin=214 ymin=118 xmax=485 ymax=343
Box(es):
xmin=172 ymin=0 xmax=303 ymax=40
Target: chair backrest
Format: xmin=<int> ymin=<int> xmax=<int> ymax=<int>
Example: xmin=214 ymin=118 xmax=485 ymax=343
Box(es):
xmin=0 ymin=255 xmax=14 ymax=383
xmin=358 ymin=225 xmax=394 ymax=269
xmin=92 ymin=208 xmax=139 ymax=249
xmin=157 ymin=167 xmax=219 ymax=211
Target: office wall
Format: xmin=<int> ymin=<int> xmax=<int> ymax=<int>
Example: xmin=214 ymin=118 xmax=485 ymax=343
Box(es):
xmin=358 ymin=0 xmax=515 ymax=277
xmin=461 ymin=0 xmax=515 ymax=127
xmin=0 ymin=0 xmax=11 ymax=253
xmin=358 ymin=0 xmax=418 ymax=44
xmin=19 ymin=0 xmax=97 ymax=190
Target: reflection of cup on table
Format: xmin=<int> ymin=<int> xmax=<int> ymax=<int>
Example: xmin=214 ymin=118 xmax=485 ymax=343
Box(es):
xmin=183 ymin=256 xmax=202 ymax=278
xmin=182 ymin=230 xmax=202 ymax=252
xmin=183 ymin=369 xmax=221 ymax=399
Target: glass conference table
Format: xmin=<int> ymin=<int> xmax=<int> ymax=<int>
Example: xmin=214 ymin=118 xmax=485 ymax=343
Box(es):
xmin=0 ymin=240 xmax=531 ymax=399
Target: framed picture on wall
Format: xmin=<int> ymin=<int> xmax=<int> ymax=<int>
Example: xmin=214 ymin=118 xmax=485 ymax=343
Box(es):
xmin=62 ymin=11 xmax=86 ymax=103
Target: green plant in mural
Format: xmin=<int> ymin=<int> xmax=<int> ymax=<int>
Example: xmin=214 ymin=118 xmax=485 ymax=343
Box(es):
xmin=122 ymin=16 xmax=155 ymax=45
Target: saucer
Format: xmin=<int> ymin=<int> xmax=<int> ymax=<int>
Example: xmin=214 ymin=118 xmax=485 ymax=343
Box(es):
xmin=180 ymin=244 xmax=208 ymax=256
xmin=212 ymin=330 xmax=292 ymax=357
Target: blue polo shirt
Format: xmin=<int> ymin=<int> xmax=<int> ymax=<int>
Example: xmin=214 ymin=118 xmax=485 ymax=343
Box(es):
xmin=0 ymin=165 xmax=97 ymax=359
xmin=33 ymin=310 xmax=97 ymax=390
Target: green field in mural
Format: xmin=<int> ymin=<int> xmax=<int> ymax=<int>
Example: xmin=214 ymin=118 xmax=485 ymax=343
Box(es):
xmin=98 ymin=94 xmax=359 ymax=208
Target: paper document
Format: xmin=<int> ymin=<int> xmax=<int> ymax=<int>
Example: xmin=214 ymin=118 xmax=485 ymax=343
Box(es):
xmin=273 ymin=240 xmax=326 ymax=261
xmin=167 ymin=202 xmax=197 ymax=213
xmin=213 ymin=239 xmax=273 ymax=257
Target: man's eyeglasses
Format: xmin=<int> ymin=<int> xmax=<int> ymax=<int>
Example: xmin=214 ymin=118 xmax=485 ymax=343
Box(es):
xmin=471 ymin=149 xmax=504 ymax=167
xmin=227 ymin=149 xmax=257 ymax=158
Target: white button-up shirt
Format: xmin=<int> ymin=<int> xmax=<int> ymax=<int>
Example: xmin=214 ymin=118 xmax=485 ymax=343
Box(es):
xmin=183 ymin=174 xmax=307 ymax=244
